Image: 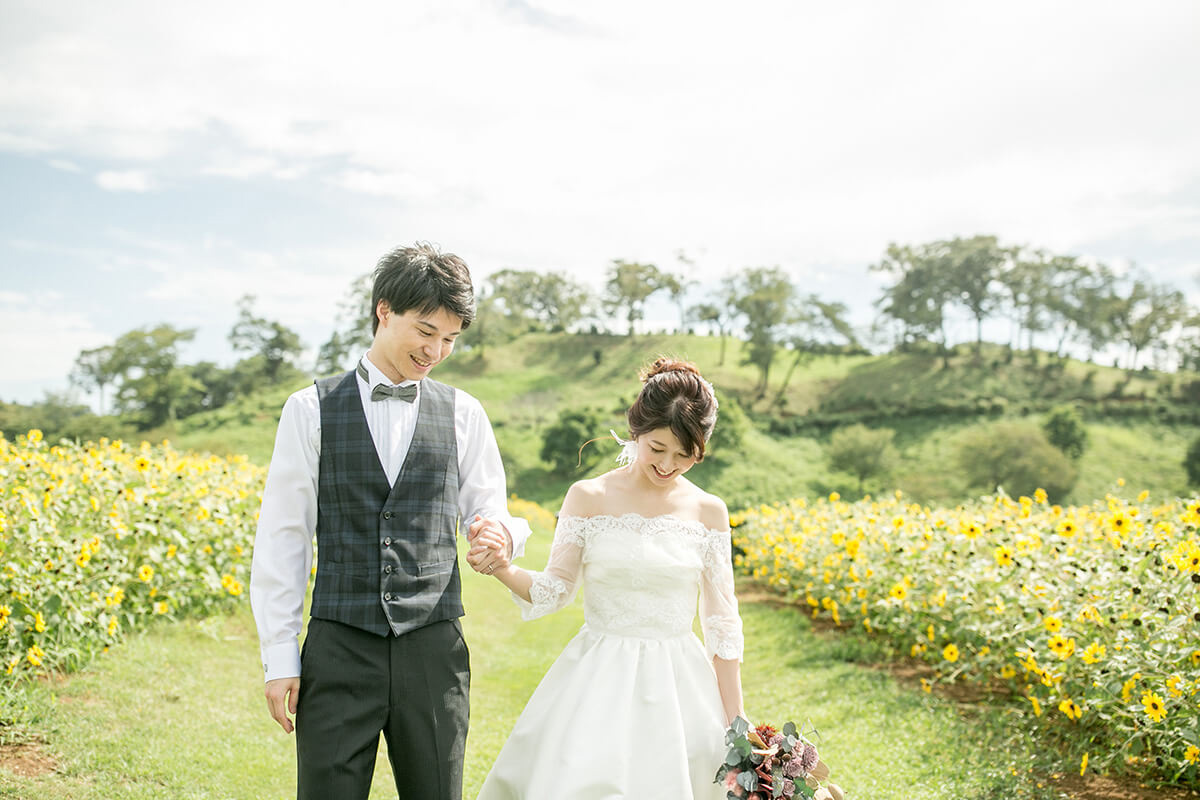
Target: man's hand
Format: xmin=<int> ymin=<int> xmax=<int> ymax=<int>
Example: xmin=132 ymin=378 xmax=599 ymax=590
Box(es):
xmin=265 ymin=677 xmax=299 ymax=733
xmin=466 ymin=515 xmax=512 ymax=576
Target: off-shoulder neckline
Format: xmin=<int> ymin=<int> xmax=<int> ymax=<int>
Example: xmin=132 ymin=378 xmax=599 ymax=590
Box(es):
xmin=557 ymin=511 xmax=730 ymax=536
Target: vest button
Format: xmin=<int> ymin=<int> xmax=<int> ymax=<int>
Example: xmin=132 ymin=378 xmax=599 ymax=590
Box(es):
xmin=383 ymin=537 xmax=392 ymax=546
xmin=383 ymin=511 xmax=393 ymax=520
xmin=384 ymin=565 xmax=393 ymax=574
xmin=384 ymin=593 xmax=392 ymax=601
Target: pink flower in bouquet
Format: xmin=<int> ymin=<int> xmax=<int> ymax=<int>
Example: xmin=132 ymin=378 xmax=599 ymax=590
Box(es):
xmin=799 ymin=742 xmax=819 ymax=774
xmin=783 ymin=754 xmax=805 ymax=778
xmin=725 ymin=771 xmax=741 ymax=792
xmin=782 ymin=778 xmax=796 ymax=795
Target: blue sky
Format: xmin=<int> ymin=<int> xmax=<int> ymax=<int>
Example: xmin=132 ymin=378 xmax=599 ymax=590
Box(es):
xmin=2 ymin=0 xmax=1199 ymax=406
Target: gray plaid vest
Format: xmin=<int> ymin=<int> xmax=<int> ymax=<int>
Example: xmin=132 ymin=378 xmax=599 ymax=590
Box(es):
xmin=310 ymin=370 xmax=463 ymax=637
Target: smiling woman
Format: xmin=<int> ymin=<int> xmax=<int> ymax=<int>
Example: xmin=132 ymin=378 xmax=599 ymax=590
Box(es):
xmin=471 ymin=355 xmax=743 ymax=798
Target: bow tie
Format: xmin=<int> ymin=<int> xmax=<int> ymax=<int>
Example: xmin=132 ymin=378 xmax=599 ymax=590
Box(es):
xmin=357 ymin=361 xmax=418 ymax=403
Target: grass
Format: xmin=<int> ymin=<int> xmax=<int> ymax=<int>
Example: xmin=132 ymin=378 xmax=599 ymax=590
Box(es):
xmin=1 ymin=511 xmax=1074 ymax=800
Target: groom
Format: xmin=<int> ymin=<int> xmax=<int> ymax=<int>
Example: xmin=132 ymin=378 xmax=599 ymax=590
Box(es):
xmin=250 ymin=242 xmax=529 ymax=800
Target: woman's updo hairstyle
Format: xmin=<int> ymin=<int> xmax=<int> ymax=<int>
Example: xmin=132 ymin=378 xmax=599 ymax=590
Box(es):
xmin=626 ymin=357 xmax=718 ymax=461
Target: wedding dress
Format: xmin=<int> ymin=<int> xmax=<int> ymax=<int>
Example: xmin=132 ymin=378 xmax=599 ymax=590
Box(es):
xmin=476 ymin=513 xmax=744 ymax=800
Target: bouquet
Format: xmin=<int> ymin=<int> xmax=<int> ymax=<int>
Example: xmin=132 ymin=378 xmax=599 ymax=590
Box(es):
xmin=715 ymin=717 xmax=845 ymax=800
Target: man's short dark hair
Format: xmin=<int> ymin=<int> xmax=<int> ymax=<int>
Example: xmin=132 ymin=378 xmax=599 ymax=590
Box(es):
xmin=371 ymin=242 xmax=476 ymax=333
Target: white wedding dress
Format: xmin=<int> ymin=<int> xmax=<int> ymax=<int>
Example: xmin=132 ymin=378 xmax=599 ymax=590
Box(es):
xmin=476 ymin=513 xmax=743 ymax=800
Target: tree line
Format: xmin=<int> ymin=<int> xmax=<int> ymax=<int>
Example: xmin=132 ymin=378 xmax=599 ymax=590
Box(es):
xmin=3 ymin=234 xmax=1197 ymax=441
xmin=872 ymin=235 xmax=1199 ymax=372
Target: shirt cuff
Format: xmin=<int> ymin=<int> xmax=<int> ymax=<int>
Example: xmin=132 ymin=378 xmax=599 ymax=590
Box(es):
xmin=261 ymin=641 xmax=301 ymax=683
xmin=498 ymin=514 xmax=532 ymax=559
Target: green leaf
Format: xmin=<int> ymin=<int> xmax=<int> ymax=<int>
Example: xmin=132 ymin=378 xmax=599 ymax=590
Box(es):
xmin=737 ymin=770 xmax=758 ymax=792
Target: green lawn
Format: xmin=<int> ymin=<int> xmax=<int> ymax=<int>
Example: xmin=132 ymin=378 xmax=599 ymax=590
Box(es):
xmin=0 ymin=515 xmax=1076 ymax=800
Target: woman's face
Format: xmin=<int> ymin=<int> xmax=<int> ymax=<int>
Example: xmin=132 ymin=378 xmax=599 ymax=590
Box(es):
xmin=633 ymin=427 xmax=698 ymax=486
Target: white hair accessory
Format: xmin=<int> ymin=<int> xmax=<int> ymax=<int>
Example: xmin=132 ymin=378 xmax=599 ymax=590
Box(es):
xmin=609 ymin=429 xmax=637 ymax=467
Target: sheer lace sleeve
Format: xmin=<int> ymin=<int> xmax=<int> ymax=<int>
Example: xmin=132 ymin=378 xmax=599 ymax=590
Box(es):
xmin=511 ymin=514 xmax=587 ymax=620
xmin=700 ymin=528 xmax=744 ymax=662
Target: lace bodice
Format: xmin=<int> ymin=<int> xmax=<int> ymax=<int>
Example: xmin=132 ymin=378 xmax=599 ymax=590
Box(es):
xmin=512 ymin=513 xmax=744 ymax=661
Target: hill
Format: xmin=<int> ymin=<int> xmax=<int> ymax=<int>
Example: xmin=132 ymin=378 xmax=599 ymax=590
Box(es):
xmin=157 ymin=333 xmax=1198 ymax=510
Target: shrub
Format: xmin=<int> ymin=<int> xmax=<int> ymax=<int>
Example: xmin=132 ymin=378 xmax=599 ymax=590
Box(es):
xmin=954 ymin=421 xmax=1077 ymax=502
xmin=1186 ymin=434 xmax=1200 ymax=487
xmin=1042 ymin=404 xmax=1089 ymax=460
xmin=826 ymin=424 xmax=898 ymax=495
xmin=708 ymin=392 xmax=749 ymax=458
xmin=540 ymin=408 xmax=602 ymax=473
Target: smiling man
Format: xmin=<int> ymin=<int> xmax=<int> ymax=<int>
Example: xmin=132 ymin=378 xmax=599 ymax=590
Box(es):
xmin=249 ymin=242 xmax=530 ymax=800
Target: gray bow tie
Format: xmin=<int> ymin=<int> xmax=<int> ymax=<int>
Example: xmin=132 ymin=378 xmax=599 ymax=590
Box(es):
xmin=357 ymin=361 xmax=418 ymax=403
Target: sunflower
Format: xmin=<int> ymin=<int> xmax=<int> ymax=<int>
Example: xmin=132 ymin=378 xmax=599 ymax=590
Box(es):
xmin=1080 ymin=642 xmax=1106 ymax=665
xmin=1141 ymin=691 xmax=1167 ymax=723
xmin=1048 ymin=634 xmax=1075 ymax=660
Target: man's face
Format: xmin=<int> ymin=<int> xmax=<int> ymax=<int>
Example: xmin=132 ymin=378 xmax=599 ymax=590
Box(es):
xmin=371 ymin=303 xmax=463 ymax=383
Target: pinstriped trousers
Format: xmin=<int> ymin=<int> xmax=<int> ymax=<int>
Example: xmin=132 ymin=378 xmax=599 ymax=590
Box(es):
xmin=296 ymin=617 xmax=470 ymax=800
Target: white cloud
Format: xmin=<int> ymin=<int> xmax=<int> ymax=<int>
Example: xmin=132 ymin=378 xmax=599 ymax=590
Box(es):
xmin=95 ymin=169 xmax=154 ymax=192
xmin=0 ymin=293 xmax=108 ymax=399
xmin=1 ymin=0 xmax=1199 ymax=400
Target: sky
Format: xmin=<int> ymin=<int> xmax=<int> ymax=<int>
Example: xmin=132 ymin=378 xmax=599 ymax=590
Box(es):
xmin=2 ymin=0 xmax=1199 ymax=406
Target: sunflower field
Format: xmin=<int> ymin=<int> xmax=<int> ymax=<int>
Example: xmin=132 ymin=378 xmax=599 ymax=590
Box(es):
xmin=0 ymin=430 xmax=263 ymax=686
xmin=731 ymin=487 xmax=1200 ymax=788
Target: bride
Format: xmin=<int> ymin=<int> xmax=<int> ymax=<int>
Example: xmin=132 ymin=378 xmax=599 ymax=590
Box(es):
xmin=468 ymin=357 xmax=744 ymax=799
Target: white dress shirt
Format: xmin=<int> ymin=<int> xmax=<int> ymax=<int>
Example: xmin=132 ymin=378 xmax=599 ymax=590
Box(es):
xmin=250 ymin=353 xmax=531 ymax=682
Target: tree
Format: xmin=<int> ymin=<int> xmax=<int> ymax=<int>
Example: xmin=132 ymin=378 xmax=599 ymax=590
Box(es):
xmin=540 ymin=408 xmax=602 ymax=473
xmin=732 ymin=267 xmax=794 ymax=400
xmin=316 ymin=273 xmax=374 ymax=374
xmin=690 ymin=276 xmax=741 ymax=365
xmin=489 ymin=269 xmax=591 ymax=333
xmin=773 ymin=296 xmax=856 ymax=408
xmin=107 ymin=325 xmax=203 ymax=428
xmin=462 ymin=288 xmax=523 ymax=357
xmin=1042 ymin=257 xmax=1114 ymax=360
xmin=70 ymin=344 xmax=120 ymax=415
xmin=1110 ymin=275 xmax=1188 ymax=372
xmin=664 ymin=252 xmax=697 ymax=332
xmin=944 ymin=235 xmax=1006 ymax=360
xmin=175 ymin=361 xmax=236 ymax=417
xmin=1042 ymin=405 xmax=1088 ymax=460
xmin=228 ymin=294 xmax=304 ymax=384
xmin=871 ymin=242 xmax=955 ymax=365
xmin=603 ymin=260 xmax=672 ymax=336
xmin=826 ymin=424 xmax=898 ymax=495
xmin=1000 ymin=248 xmax=1056 ymax=358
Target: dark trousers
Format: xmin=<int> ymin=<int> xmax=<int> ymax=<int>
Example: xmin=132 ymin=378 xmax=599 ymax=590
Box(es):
xmin=296 ymin=617 xmax=470 ymax=800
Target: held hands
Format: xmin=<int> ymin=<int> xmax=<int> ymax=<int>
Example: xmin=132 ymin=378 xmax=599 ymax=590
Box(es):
xmin=466 ymin=515 xmax=512 ymax=577
xmin=466 ymin=515 xmax=511 ymax=574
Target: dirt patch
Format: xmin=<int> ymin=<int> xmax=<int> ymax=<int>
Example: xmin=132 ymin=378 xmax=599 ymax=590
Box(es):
xmin=0 ymin=742 xmax=57 ymax=778
xmin=1049 ymin=772 xmax=1199 ymax=800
